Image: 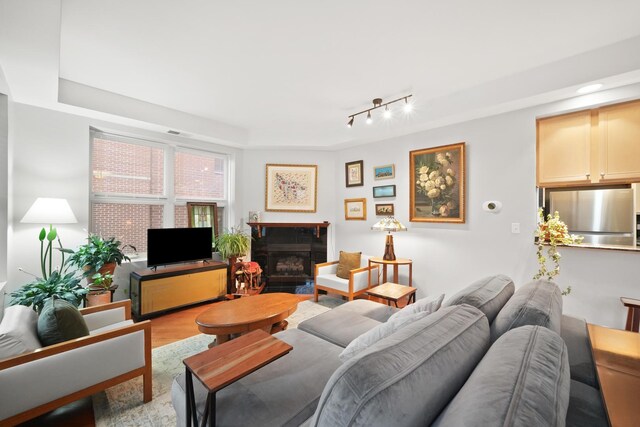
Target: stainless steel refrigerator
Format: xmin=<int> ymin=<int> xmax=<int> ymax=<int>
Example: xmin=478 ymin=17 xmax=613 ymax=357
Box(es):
xmin=548 ymin=188 xmax=636 ymax=247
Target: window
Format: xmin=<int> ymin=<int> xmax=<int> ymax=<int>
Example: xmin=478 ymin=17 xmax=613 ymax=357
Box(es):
xmin=90 ymin=130 xmax=229 ymax=253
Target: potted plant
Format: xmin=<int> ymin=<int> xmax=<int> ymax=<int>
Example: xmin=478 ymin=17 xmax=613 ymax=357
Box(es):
xmin=10 ymin=226 xmax=87 ymax=313
xmin=85 ymin=272 xmax=113 ymax=307
xmin=214 ymin=227 xmax=251 ymax=291
xmin=62 ymin=234 xmax=134 ymax=280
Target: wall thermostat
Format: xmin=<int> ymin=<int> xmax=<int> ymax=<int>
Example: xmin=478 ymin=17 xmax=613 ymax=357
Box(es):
xmin=482 ymin=201 xmax=502 ymax=213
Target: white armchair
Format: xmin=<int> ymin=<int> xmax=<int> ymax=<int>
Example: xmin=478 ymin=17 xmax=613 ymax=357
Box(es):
xmin=0 ymin=300 xmax=151 ymax=425
xmin=314 ymin=254 xmax=379 ymax=301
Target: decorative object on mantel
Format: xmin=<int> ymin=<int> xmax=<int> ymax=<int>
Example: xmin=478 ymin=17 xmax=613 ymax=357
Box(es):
xmin=371 ymin=217 xmax=407 ymax=261
xmin=344 ymin=198 xmax=367 ymax=220
xmin=265 ymin=164 xmax=317 ymax=212
xmin=374 ymin=164 xmax=395 ymax=180
xmin=410 ymin=142 xmax=466 ymax=223
xmin=373 ymin=184 xmax=396 ymax=198
xmin=534 ymin=208 xmax=583 ymax=295
xmin=347 ymin=95 xmax=413 ymax=127
xmin=248 ymin=210 xmax=262 ymax=222
xmin=345 ymin=160 xmax=364 ymax=187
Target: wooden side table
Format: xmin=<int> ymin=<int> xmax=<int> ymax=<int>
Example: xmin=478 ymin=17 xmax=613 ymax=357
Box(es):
xmin=183 ymin=329 xmax=293 ymax=426
xmin=620 ymin=297 xmax=640 ymax=332
xmin=587 ymin=323 xmax=640 ymax=427
xmin=367 ymin=257 xmax=413 ymax=287
xmin=367 ymin=282 xmax=417 ymax=307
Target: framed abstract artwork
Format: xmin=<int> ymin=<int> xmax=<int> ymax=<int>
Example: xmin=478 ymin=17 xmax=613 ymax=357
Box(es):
xmin=265 ymin=164 xmax=318 ymax=212
xmin=410 ymin=142 xmax=465 ymax=223
xmin=375 ymin=203 xmax=394 ymax=216
xmin=373 ymin=184 xmax=396 ymax=198
xmin=345 ymin=160 xmax=364 ymax=187
xmin=374 ymin=164 xmax=395 ymax=180
xmin=344 ymin=198 xmax=367 ymax=220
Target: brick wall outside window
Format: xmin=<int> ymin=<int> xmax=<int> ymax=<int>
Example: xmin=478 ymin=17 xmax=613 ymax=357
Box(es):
xmin=91 ymin=203 xmax=164 ymax=253
xmin=175 ymin=151 xmax=225 ymax=199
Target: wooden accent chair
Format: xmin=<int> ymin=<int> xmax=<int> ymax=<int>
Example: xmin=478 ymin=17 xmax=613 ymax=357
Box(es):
xmin=314 ymin=255 xmax=379 ymax=301
xmin=0 ymin=300 xmax=151 ymax=426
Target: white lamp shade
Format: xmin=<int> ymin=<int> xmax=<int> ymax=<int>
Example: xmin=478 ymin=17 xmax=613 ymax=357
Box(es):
xmin=21 ymin=198 xmax=78 ymax=224
xmin=371 ymin=216 xmax=407 ymax=232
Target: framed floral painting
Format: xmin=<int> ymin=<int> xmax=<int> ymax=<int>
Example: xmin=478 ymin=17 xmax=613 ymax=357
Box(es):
xmin=410 ymin=142 xmax=465 ymax=223
xmin=265 ymin=164 xmax=317 ymax=212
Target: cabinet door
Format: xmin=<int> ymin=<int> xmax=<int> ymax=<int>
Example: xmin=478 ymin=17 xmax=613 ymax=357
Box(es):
xmin=598 ymin=100 xmax=640 ymax=183
xmin=537 ymin=111 xmax=592 ymax=186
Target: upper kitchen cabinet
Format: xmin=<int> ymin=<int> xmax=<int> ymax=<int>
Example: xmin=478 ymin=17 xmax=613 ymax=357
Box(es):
xmin=537 ymin=110 xmax=592 ymax=186
xmin=598 ymin=100 xmax=640 ymax=183
xmin=537 ymin=99 xmax=640 ymax=187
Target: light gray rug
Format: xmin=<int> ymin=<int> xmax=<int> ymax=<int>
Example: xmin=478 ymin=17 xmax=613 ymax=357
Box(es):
xmin=93 ymin=296 xmax=343 ymax=426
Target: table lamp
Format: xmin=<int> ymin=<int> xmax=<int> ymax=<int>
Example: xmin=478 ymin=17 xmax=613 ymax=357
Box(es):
xmin=371 ymin=217 xmax=407 ymax=261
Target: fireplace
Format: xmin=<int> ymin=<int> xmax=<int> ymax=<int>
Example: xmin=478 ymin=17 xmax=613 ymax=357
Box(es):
xmin=249 ymin=222 xmax=329 ymax=293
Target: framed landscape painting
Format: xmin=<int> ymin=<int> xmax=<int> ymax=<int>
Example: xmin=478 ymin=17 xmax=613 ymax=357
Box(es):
xmin=375 ymin=203 xmax=394 ymax=216
xmin=373 ymin=184 xmax=396 ymax=198
xmin=345 ymin=160 xmax=364 ymax=187
xmin=374 ymin=164 xmax=395 ymax=180
xmin=344 ymin=198 xmax=366 ymax=220
xmin=265 ymin=164 xmax=317 ymax=212
xmin=410 ymin=142 xmax=465 ymax=223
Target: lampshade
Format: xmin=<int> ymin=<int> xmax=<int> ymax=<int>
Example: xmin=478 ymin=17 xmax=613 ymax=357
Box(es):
xmin=21 ymin=198 xmax=78 ymax=224
xmin=371 ymin=217 xmax=407 ymax=233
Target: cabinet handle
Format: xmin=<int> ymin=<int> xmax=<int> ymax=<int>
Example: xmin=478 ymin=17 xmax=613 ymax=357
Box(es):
xmin=600 ymin=172 xmax=605 ymax=178
xmin=586 ymin=173 xmax=590 ymax=179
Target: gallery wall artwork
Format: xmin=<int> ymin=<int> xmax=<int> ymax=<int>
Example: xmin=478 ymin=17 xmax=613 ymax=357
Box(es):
xmin=374 ymin=164 xmax=395 ymax=180
xmin=373 ymin=184 xmax=396 ymax=198
xmin=344 ymin=198 xmax=366 ymax=220
xmin=410 ymin=142 xmax=465 ymax=223
xmin=345 ymin=160 xmax=364 ymax=187
xmin=375 ymin=203 xmax=394 ymax=216
xmin=265 ymin=164 xmax=318 ymax=212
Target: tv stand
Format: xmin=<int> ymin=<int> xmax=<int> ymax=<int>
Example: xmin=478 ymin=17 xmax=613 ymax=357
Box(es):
xmin=130 ymin=261 xmax=227 ymax=318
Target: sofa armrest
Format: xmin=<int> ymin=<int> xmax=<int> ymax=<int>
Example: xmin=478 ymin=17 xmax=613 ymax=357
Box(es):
xmin=316 ymin=261 xmax=339 ymax=277
xmin=81 ymin=300 xmax=132 ymax=332
xmin=0 ymin=320 xmax=151 ymax=423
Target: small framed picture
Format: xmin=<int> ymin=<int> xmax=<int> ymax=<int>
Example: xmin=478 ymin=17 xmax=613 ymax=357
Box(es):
xmin=345 ymin=160 xmax=364 ymax=187
xmin=375 ymin=203 xmax=394 ymax=216
xmin=248 ymin=211 xmax=261 ymax=223
xmin=373 ymin=184 xmax=396 ymax=198
xmin=344 ymin=198 xmax=367 ymax=220
xmin=374 ymin=164 xmax=395 ymax=180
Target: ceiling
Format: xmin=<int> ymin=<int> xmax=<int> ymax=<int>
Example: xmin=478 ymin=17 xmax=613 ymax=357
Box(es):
xmin=3 ymin=0 xmax=640 ymax=148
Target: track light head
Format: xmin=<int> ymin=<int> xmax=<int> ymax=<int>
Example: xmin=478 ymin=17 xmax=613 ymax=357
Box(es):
xmin=403 ymin=97 xmax=412 ymax=112
xmin=347 ymin=117 xmax=354 ymax=128
xmin=366 ymin=111 xmax=372 ymax=124
xmin=383 ymin=105 xmax=391 ymax=119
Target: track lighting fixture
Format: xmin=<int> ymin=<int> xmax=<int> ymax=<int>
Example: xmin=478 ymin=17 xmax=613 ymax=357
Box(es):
xmin=347 ymin=94 xmax=413 ymax=127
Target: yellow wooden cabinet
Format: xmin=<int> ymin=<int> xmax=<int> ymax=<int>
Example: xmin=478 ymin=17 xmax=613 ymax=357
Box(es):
xmin=130 ymin=262 xmax=227 ymax=318
xmin=537 ymin=99 xmax=640 ymax=187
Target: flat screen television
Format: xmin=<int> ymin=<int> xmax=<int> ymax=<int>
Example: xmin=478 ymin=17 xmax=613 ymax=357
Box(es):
xmin=147 ymin=227 xmax=213 ymax=268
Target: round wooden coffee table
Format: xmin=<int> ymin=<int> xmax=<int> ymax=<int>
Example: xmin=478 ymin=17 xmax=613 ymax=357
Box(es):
xmin=196 ymin=293 xmax=299 ymax=345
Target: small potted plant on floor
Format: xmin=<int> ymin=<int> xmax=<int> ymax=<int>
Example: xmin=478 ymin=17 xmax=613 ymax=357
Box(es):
xmin=62 ymin=234 xmax=134 ymax=280
xmin=85 ymin=272 xmax=114 ymax=307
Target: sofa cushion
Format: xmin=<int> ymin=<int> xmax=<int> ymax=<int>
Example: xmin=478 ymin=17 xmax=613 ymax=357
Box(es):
xmin=339 ymin=310 xmax=430 ymax=362
xmin=566 ymin=380 xmax=608 ymax=427
xmin=561 ymin=314 xmax=599 ymax=389
xmin=387 ymin=293 xmax=444 ymax=322
xmin=490 ymin=280 xmax=562 ymax=341
xmin=37 ymin=297 xmax=90 ymax=346
xmin=310 ymin=304 xmax=490 ymax=427
xmin=172 ymin=328 xmax=344 ymax=427
xmin=298 ymin=309 xmax=382 ymax=348
xmin=443 ymin=274 xmax=514 ymax=323
xmin=336 ymin=251 xmax=361 ymax=279
xmin=433 ymin=325 xmax=570 ymax=427
xmin=329 ymin=299 xmax=397 ymax=323
xmin=0 ymin=305 xmax=41 ymax=359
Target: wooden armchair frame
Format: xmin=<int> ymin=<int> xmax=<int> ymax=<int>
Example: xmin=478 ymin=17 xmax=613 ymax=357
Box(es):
xmin=314 ymin=261 xmax=379 ymax=301
xmin=0 ymin=300 xmax=151 ymax=426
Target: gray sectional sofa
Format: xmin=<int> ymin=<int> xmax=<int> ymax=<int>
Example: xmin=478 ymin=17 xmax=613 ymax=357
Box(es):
xmin=171 ymin=275 xmax=608 ymax=426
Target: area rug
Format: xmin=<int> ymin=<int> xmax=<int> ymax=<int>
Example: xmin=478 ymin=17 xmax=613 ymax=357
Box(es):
xmin=93 ymin=296 xmax=343 ymax=426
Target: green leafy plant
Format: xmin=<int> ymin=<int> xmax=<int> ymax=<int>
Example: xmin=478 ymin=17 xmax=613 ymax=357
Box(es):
xmin=534 ymin=208 xmax=583 ymax=295
xmin=89 ymin=272 xmax=113 ymax=293
xmin=214 ymin=227 xmax=251 ymax=260
xmin=10 ymin=270 xmax=87 ymax=313
xmin=62 ymin=234 xmax=133 ymax=276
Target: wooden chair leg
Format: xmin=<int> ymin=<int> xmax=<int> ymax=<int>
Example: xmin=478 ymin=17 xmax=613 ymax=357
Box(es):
xmin=314 ymin=287 xmax=319 ymax=302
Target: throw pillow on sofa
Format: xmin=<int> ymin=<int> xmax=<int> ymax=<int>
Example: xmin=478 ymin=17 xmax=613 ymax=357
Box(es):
xmin=339 ymin=310 xmax=429 ymax=362
xmin=443 ymin=274 xmax=514 ymax=323
xmin=0 ymin=305 xmax=41 ymax=359
xmin=387 ymin=293 xmax=445 ymax=322
xmin=336 ymin=251 xmax=361 ymax=279
xmin=37 ymin=297 xmax=90 ymax=346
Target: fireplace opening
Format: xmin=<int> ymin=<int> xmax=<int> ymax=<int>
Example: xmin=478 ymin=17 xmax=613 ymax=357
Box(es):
xmin=269 ymin=252 xmax=310 ymax=278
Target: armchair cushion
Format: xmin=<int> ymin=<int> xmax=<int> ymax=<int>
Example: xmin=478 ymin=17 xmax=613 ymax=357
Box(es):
xmin=37 ymin=298 xmax=89 ymax=346
xmin=0 ymin=305 xmax=40 ymax=360
xmin=336 ymin=251 xmax=361 ymax=279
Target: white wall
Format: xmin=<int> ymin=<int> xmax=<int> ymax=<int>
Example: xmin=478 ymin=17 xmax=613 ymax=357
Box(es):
xmin=0 ymin=94 xmax=7 ymax=283
xmin=5 ymin=102 xmax=243 ymax=299
xmin=333 ymin=84 xmax=640 ymax=330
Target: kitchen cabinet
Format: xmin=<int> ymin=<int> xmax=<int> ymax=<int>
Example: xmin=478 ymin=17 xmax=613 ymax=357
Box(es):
xmin=537 ymin=99 xmax=640 ymax=187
